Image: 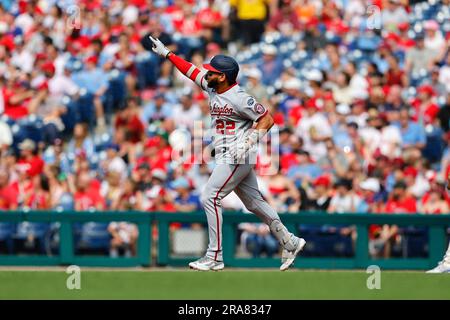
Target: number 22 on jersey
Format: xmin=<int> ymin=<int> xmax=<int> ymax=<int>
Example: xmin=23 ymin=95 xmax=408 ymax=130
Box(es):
xmin=216 ymin=119 xmax=235 ymax=135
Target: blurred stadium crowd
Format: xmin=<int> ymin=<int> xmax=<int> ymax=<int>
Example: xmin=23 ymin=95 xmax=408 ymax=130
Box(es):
xmin=0 ymin=0 xmax=449 ymax=259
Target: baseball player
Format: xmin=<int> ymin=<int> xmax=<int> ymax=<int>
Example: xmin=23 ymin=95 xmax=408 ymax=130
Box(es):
xmin=149 ymin=36 xmax=306 ymax=271
xmin=427 ymin=172 xmax=450 ymax=273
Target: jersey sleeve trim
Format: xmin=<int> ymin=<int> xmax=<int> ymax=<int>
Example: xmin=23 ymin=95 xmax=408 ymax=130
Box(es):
xmin=186 ymin=65 xmax=197 ymax=78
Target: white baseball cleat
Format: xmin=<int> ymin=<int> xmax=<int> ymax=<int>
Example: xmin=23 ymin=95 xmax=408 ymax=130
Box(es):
xmin=426 ymin=260 xmax=450 ymax=273
xmin=280 ymin=237 xmax=306 ymax=271
xmin=189 ymin=256 xmax=225 ymax=271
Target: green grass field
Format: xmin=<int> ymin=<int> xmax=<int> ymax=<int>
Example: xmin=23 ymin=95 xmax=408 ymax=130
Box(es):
xmin=0 ymin=269 xmax=449 ymax=300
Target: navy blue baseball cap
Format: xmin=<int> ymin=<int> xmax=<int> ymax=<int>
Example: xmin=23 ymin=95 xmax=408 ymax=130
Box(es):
xmin=203 ymin=55 xmax=239 ymax=83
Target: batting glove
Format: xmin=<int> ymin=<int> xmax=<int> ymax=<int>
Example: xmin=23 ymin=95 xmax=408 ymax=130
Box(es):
xmin=230 ymin=131 xmax=260 ymax=162
xmin=230 ymin=142 xmax=247 ymax=162
xmin=149 ymin=36 xmax=171 ymax=58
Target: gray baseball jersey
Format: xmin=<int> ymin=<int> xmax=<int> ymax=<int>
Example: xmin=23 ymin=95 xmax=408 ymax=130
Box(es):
xmin=192 ymin=71 xmax=268 ymax=163
xmin=184 ymin=65 xmax=295 ymax=262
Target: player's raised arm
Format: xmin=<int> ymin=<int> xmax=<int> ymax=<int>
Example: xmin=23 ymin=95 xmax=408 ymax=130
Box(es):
xmin=148 ymin=36 xmax=208 ymax=90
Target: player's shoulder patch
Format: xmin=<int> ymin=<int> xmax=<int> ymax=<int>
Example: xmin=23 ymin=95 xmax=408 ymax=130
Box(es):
xmin=247 ymin=96 xmax=256 ymax=106
xmin=254 ymin=103 xmax=266 ymax=115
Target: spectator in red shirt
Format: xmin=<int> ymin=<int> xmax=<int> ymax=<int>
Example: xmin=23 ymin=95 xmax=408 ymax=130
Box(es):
xmin=265 ymin=168 xmax=301 ymax=213
xmin=17 ymin=139 xmax=44 ymax=178
xmin=396 ymin=22 xmax=416 ymax=50
xmin=114 ymin=97 xmax=145 ymax=144
xmin=321 ymin=0 xmax=342 ymax=26
xmin=278 ymin=127 xmax=300 ymax=172
xmin=385 ymin=180 xmax=417 ymax=213
xmin=26 ymin=174 xmax=51 ymax=210
xmin=174 ymin=4 xmax=203 ymax=37
xmin=267 ymin=0 xmax=301 ymax=36
xmin=135 ymin=136 xmax=168 ymax=172
xmin=0 ymin=171 xmax=18 ymax=210
xmin=165 ymin=0 xmax=185 ymax=27
xmin=411 ymin=84 xmax=440 ymax=124
xmin=73 ymin=172 xmax=105 ymax=211
xmin=2 ymin=78 xmax=33 ymax=120
xmin=419 ymin=187 xmax=449 ymax=215
xmin=375 ymin=180 xmax=417 ymax=258
xmin=14 ymin=164 xmax=33 ymax=209
xmin=385 ymin=55 xmax=407 ymax=87
xmin=197 ymin=0 xmax=224 ymax=44
xmin=173 ymin=3 xmax=205 ymax=59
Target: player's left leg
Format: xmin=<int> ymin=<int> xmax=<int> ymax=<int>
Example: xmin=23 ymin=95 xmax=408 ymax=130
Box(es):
xmin=189 ymin=164 xmax=253 ymax=271
xmin=234 ymin=168 xmax=306 ymax=271
xmin=427 ymin=241 xmax=450 ymax=273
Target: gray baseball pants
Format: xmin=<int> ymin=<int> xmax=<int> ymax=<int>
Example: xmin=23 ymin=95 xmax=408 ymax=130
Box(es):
xmin=200 ymin=164 xmax=294 ymax=261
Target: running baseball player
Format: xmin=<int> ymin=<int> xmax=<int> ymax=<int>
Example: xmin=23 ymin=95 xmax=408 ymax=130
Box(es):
xmin=149 ymin=36 xmax=306 ymax=271
xmin=427 ymin=171 xmax=450 ymax=273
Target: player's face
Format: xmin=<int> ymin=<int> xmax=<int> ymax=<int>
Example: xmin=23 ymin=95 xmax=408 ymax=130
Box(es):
xmin=205 ymin=71 xmax=224 ymax=89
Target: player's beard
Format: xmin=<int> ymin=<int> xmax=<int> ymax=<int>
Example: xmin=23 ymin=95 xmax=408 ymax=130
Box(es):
xmin=207 ymin=78 xmax=219 ymax=89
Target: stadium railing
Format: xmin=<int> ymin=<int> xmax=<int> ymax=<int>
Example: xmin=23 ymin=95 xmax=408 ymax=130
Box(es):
xmin=0 ymin=211 xmax=448 ymax=269
xmin=156 ymin=212 xmax=450 ymax=270
xmin=0 ymin=211 xmax=152 ymax=267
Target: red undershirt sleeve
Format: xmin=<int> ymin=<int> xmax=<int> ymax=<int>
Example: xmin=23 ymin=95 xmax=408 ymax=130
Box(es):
xmin=168 ymin=53 xmax=208 ymax=91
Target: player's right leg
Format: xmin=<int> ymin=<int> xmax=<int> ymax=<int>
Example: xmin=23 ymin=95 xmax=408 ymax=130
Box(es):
xmin=427 ymin=241 xmax=450 ymax=273
xmin=234 ymin=168 xmax=306 ymax=271
xmin=189 ymin=164 xmax=252 ymax=271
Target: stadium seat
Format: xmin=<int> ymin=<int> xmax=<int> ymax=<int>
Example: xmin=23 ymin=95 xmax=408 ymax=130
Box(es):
xmin=297 ymin=225 xmax=353 ymax=257
xmin=77 ymin=90 xmax=96 ymax=129
xmin=46 ymin=223 xmax=60 ymax=255
xmin=56 ymin=193 xmax=75 ymax=212
xmin=0 ymin=223 xmax=16 ymax=254
xmin=21 ymin=116 xmax=44 ymax=144
xmin=72 ymin=222 xmax=84 ymax=250
xmin=135 ymin=52 xmax=160 ymax=90
xmin=356 ymin=35 xmax=381 ymax=52
xmin=75 ymin=222 xmax=111 ymax=255
xmin=399 ymin=227 xmax=429 ymax=258
xmin=423 ymin=126 xmax=445 ymax=164
xmin=94 ymin=133 xmax=113 ymax=152
xmin=104 ymin=70 xmax=127 ymax=115
xmin=13 ymin=222 xmax=51 ymax=254
xmin=60 ymin=96 xmax=79 ymax=135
